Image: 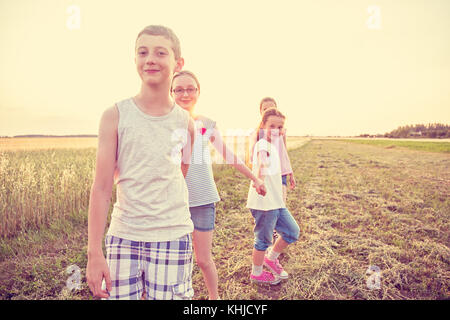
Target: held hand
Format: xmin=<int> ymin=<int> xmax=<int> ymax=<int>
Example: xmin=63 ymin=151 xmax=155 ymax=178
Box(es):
xmin=253 ymin=178 xmax=267 ymax=196
xmin=87 ymin=254 xmax=111 ymax=299
xmin=289 ymin=173 xmax=296 ymax=190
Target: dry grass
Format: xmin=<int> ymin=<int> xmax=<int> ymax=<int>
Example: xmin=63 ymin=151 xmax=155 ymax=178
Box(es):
xmin=0 ymin=138 xmax=449 ymax=299
xmin=0 ymin=148 xmax=96 ymax=238
xmin=192 ymin=139 xmax=450 ymax=299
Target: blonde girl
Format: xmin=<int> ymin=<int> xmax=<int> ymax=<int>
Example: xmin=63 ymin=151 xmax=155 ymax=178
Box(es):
xmin=249 ymin=97 xmax=296 ymax=203
xmin=246 ymin=108 xmax=300 ymax=284
xmin=171 ymin=70 xmax=266 ymax=299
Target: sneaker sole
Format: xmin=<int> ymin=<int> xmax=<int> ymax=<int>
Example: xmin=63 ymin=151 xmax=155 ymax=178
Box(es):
xmin=250 ymin=277 xmax=281 ymax=285
xmin=263 ymin=261 xmax=289 ymax=280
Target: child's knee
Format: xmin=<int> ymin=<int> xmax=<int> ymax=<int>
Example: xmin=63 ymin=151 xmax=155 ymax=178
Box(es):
xmin=282 ymin=224 xmax=300 ymax=244
xmin=254 ymin=238 xmax=272 ymax=251
xmin=195 ymin=256 xmax=214 ymax=270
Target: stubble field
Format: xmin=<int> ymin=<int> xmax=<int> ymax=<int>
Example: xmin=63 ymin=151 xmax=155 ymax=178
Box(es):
xmin=0 ymin=137 xmax=449 ymax=299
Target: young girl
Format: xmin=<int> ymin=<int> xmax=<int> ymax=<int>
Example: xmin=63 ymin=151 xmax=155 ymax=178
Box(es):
xmin=249 ymin=97 xmax=296 ymax=203
xmin=247 ymin=108 xmax=300 ymax=284
xmin=171 ymin=70 xmax=266 ymax=299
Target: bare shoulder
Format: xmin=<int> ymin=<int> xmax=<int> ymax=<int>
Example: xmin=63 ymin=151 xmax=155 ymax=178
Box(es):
xmin=96 ymin=105 xmax=119 ymax=151
xmin=98 ymin=105 xmax=119 ymax=133
xmin=101 ymin=105 xmax=119 ymax=123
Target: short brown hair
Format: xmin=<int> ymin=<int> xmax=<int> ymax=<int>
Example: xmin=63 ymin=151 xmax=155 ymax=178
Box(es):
xmin=136 ymin=25 xmax=181 ymax=60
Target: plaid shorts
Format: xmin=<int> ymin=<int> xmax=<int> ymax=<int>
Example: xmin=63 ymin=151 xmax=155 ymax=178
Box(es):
xmin=102 ymin=234 xmax=194 ymax=300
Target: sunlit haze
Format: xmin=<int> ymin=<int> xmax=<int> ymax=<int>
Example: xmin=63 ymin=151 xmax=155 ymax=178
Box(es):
xmin=1 ymin=0 xmax=449 ymax=137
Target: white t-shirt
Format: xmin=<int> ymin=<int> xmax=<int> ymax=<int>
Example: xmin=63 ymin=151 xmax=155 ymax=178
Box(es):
xmin=246 ymin=138 xmax=285 ymax=211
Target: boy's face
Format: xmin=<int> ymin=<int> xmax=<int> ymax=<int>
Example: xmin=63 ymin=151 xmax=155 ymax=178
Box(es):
xmin=260 ymin=101 xmax=277 ymax=114
xmin=135 ymin=34 xmax=183 ymax=87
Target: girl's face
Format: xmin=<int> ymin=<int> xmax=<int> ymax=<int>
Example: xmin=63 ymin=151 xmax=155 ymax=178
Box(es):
xmin=135 ymin=34 xmax=183 ymax=87
xmin=260 ymin=101 xmax=277 ymax=114
xmin=263 ymin=115 xmax=285 ymax=141
xmin=171 ymin=74 xmax=199 ymax=112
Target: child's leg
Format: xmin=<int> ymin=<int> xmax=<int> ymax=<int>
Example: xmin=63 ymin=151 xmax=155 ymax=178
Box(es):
xmin=275 ymin=175 xmax=288 ymax=245
xmin=143 ymin=234 xmax=194 ymax=300
xmin=192 ymin=229 xmax=219 ymax=300
xmin=252 ymin=248 xmax=266 ymax=268
xmin=251 ymin=209 xmax=277 ymax=254
xmin=250 ymin=209 xmax=280 ymax=284
xmin=190 ymin=203 xmax=219 ymax=299
xmin=272 ymin=236 xmax=290 ymax=254
xmin=103 ymin=235 xmax=144 ymax=300
xmin=270 ymin=207 xmax=300 ymax=258
xmin=263 ymin=208 xmax=300 ymax=279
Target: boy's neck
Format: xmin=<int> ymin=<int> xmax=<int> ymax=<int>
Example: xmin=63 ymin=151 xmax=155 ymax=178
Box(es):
xmin=135 ymin=82 xmax=174 ymax=116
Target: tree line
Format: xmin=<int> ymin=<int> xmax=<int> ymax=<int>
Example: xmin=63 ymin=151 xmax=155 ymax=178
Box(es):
xmin=359 ymin=123 xmax=450 ymax=139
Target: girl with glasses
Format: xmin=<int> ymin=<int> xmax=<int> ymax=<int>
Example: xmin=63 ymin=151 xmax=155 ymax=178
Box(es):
xmin=171 ymin=70 xmax=266 ymax=300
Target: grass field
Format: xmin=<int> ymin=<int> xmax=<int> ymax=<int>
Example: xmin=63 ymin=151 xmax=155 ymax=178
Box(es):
xmin=0 ymin=138 xmax=449 ymax=299
xmin=0 ymin=137 xmax=98 ymax=151
xmin=339 ymin=138 xmax=450 ymax=153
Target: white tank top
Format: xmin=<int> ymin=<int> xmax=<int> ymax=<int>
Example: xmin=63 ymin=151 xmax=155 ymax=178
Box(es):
xmin=107 ymin=98 xmax=194 ymax=242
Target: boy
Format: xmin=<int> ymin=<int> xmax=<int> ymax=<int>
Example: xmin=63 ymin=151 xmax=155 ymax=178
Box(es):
xmin=86 ymin=25 xmax=195 ymax=300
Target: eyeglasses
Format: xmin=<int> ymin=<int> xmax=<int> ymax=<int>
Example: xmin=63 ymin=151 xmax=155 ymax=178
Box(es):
xmin=172 ymin=87 xmax=198 ymax=96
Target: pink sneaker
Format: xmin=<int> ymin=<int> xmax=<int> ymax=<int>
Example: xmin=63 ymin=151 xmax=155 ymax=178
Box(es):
xmin=250 ymin=270 xmax=281 ymax=285
xmin=264 ymin=257 xmax=289 ymax=279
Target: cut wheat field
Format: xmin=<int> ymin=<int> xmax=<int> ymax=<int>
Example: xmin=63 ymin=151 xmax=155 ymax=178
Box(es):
xmin=0 ymin=138 xmax=449 ymax=299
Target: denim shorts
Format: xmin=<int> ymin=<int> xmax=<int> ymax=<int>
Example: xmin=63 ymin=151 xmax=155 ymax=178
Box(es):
xmin=281 ymin=174 xmax=288 ymax=186
xmin=250 ymin=207 xmax=300 ymax=251
xmin=189 ymin=203 xmax=216 ymax=232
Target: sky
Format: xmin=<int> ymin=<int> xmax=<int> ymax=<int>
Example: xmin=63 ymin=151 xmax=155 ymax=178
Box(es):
xmin=0 ymin=0 xmax=449 ymax=137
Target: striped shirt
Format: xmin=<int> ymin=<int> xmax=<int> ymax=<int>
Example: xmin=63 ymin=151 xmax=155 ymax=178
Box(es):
xmin=184 ymin=116 xmax=221 ymax=207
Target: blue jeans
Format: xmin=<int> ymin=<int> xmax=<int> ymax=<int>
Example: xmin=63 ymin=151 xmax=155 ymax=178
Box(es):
xmin=189 ymin=203 xmax=216 ymax=231
xmin=250 ymin=208 xmax=300 ymax=251
xmin=281 ymin=174 xmax=288 ymax=186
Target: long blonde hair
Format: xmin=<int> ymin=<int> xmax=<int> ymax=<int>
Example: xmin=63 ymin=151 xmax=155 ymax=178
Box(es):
xmin=257 ymin=107 xmax=285 ymax=141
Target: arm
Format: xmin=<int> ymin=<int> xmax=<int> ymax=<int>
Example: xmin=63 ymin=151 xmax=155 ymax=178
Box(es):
xmin=282 ymin=128 xmax=287 ymax=148
xmin=282 ymin=129 xmax=296 ymax=189
xmin=86 ymin=106 xmax=118 ymax=298
xmin=210 ymin=127 xmax=266 ymax=196
xmin=248 ymin=129 xmax=258 ymax=161
xmin=255 ymin=149 xmax=270 ymax=182
xmin=289 ymin=172 xmax=296 ymax=190
xmin=181 ymin=117 xmax=195 ymax=178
